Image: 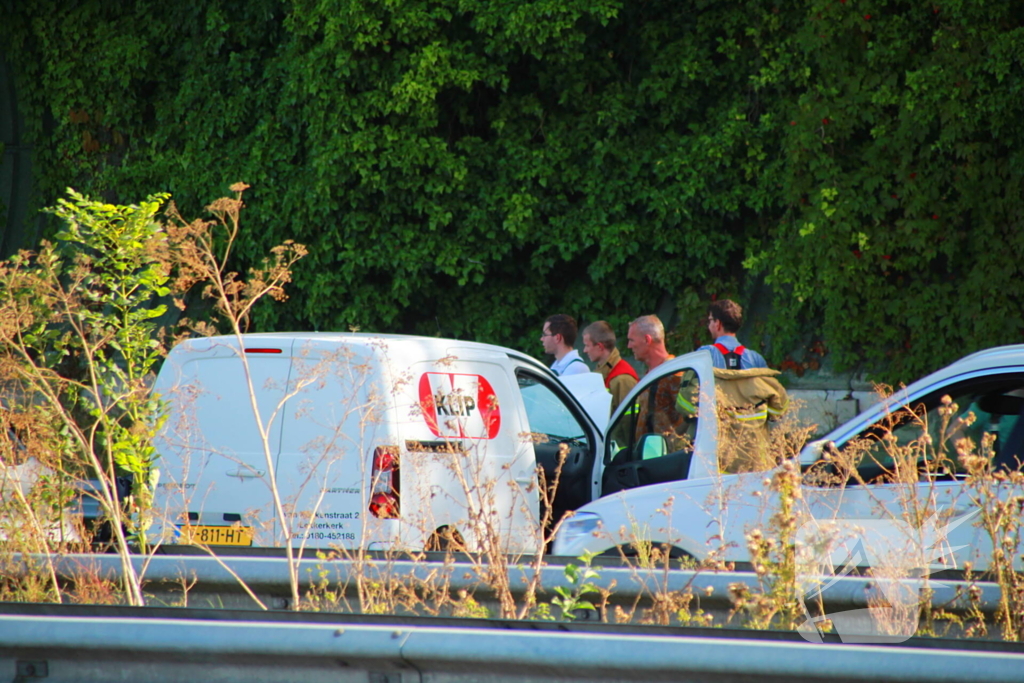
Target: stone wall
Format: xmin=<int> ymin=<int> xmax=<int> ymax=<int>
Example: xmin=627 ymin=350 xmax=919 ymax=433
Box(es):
xmin=784 ymin=369 xmax=881 ymax=437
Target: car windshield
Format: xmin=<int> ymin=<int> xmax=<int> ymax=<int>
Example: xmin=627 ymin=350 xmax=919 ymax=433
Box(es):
xmin=817 ymin=374 xmax=1024 ymax=483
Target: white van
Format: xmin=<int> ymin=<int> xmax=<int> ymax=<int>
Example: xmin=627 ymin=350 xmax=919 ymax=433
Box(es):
xmin=152 ymin=333 xmax=610 ymax=553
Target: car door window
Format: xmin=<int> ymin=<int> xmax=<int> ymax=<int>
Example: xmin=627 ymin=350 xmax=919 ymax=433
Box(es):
xmin=518 ymin=375 xmax=587 ymax=444
xmin=608 ymin=369 xmax=698 ymax=461
xmin=516 ymin=372 xmax=595 ymax=518
xmin=601 ymin=368 xmax=699 ymax=495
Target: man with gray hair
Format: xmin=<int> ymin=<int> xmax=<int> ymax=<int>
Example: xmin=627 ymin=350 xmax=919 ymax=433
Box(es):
xmin=582 ymin=321 xmax=638 ymax=413
xmin=623 ymin=314 xmax=686 ymax=453
xmin=626 ymin=314 xmax=674 ymax=375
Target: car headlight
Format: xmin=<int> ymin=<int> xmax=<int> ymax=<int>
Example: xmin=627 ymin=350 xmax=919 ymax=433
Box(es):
xmin=559 ymin=512 xmax=602 ymax=541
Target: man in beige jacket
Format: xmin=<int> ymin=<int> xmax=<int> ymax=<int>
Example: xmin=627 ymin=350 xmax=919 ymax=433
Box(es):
xmin=582 ymin=321 xmax=638 ymax=414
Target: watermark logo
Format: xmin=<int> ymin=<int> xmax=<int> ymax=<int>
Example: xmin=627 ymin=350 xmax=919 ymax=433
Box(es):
xmin=794 ymin=510 xmax=977 ymax=644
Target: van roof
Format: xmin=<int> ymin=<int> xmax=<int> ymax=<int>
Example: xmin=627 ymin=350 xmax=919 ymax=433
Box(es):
xmin=171 ymin=332 xmax=551 ymax=374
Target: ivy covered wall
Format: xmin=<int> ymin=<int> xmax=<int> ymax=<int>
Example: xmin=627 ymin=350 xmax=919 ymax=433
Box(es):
xmin=1 ymin=0 xmax=1022 ymax=381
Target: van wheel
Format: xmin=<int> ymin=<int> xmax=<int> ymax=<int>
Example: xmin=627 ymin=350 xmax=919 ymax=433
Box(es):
xmin=426 ymin=526 xmax=466 ymax=552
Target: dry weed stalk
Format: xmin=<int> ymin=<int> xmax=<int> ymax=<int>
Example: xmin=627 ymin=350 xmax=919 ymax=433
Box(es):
xmin=958 ymin=429 xmax=1024 ymax=640
xmin=162 ymin=183 xmax=317 ymax=608
xmin=714 ymin=397 xmax=813 ymax=631
xmin=0 ymin=183 xmax=304 ymax=607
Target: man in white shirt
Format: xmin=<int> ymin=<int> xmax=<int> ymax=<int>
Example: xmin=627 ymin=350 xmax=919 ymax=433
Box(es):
xmin=541 ymin=314 xmax=589 ymax=377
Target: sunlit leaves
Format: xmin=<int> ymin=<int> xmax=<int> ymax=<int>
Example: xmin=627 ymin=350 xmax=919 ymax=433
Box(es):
xmin=3 ymin=0 xmax=1022 ymax=380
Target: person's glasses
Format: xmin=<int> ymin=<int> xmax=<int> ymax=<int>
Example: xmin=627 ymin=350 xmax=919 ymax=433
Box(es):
xmin=541 ymin=332 xmax=555 ymax=337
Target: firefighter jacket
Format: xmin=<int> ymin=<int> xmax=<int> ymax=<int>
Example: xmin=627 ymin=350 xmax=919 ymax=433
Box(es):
xmin=712 ymin=367 xmax=789 ymax=427
xmin=711 ymin=367 xmax=789 ymax=473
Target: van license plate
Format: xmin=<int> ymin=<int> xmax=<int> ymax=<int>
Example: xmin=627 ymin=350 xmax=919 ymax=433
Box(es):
xmin=179 ymin=525 xmax=253 ymax=546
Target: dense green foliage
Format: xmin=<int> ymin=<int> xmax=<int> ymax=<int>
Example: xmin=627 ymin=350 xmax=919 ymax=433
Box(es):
xmin=0 ymin=190 xmax=173 ymax=558
xmin=1 ymin=0 xmax=1022 ymax=381
xmin=746 ymin=0 xmax=1024 ymax=377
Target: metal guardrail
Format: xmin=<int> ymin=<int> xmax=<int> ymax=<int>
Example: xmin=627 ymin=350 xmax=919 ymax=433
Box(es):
xmin=3 ymin=601 xmax=1022 ymax=652
xmin=1 ymin=611 xmax=1023 ymax=683
xmin=18 ymin=553 xmax=1006 ymax=621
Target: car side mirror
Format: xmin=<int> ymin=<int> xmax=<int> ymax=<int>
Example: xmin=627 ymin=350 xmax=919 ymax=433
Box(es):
xmin=637 ymin=433 xmax=668 ymax=460
xmin=799 ymin=439 xmax=826 ymax=465
xmin=799 ymin=439 xmax=842 ymax=467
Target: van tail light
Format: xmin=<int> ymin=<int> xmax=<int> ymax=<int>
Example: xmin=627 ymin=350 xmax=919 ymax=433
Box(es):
xmin=369 ymin=446 xmax=400 ymax=519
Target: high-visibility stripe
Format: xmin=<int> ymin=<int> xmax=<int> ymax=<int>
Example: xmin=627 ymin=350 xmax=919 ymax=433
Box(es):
xmin=726 ymin=407 xmax=768 ymax=428
xmin=676 ymin=394 xmax=697 ymax=414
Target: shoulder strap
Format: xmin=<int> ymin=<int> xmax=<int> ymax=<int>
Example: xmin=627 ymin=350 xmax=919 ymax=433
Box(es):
xmin=714 ymin=343 xmax=745 ymax=369
xmin=555 ymin=357 xmax=586 ymax=376
xmin=645 ymin=382 xmax=658 ymax=434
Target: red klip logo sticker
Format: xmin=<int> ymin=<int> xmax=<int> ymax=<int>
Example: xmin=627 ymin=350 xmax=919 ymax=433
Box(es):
xmin=418 ymin=372 xmax=501 ymax=439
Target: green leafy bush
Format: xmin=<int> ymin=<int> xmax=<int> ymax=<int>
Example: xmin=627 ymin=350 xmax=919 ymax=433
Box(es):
xmin=2 ymin=0 xmax=1022 ymax=381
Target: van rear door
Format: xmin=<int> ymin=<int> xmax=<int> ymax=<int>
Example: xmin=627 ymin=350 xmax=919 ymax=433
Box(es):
xmin=154 ymin=336 xmax=294 ymax=547
xmin=275 ymin=339 xmax=394 ymax=550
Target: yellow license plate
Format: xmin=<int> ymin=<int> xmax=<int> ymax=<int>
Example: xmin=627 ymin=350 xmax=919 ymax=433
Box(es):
xmin=179 ymin=524 xmax=253 ymax=546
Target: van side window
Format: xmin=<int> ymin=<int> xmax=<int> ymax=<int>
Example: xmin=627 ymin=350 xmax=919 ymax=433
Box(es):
xmin=517 ymin=375 xmax=587 ymax=445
